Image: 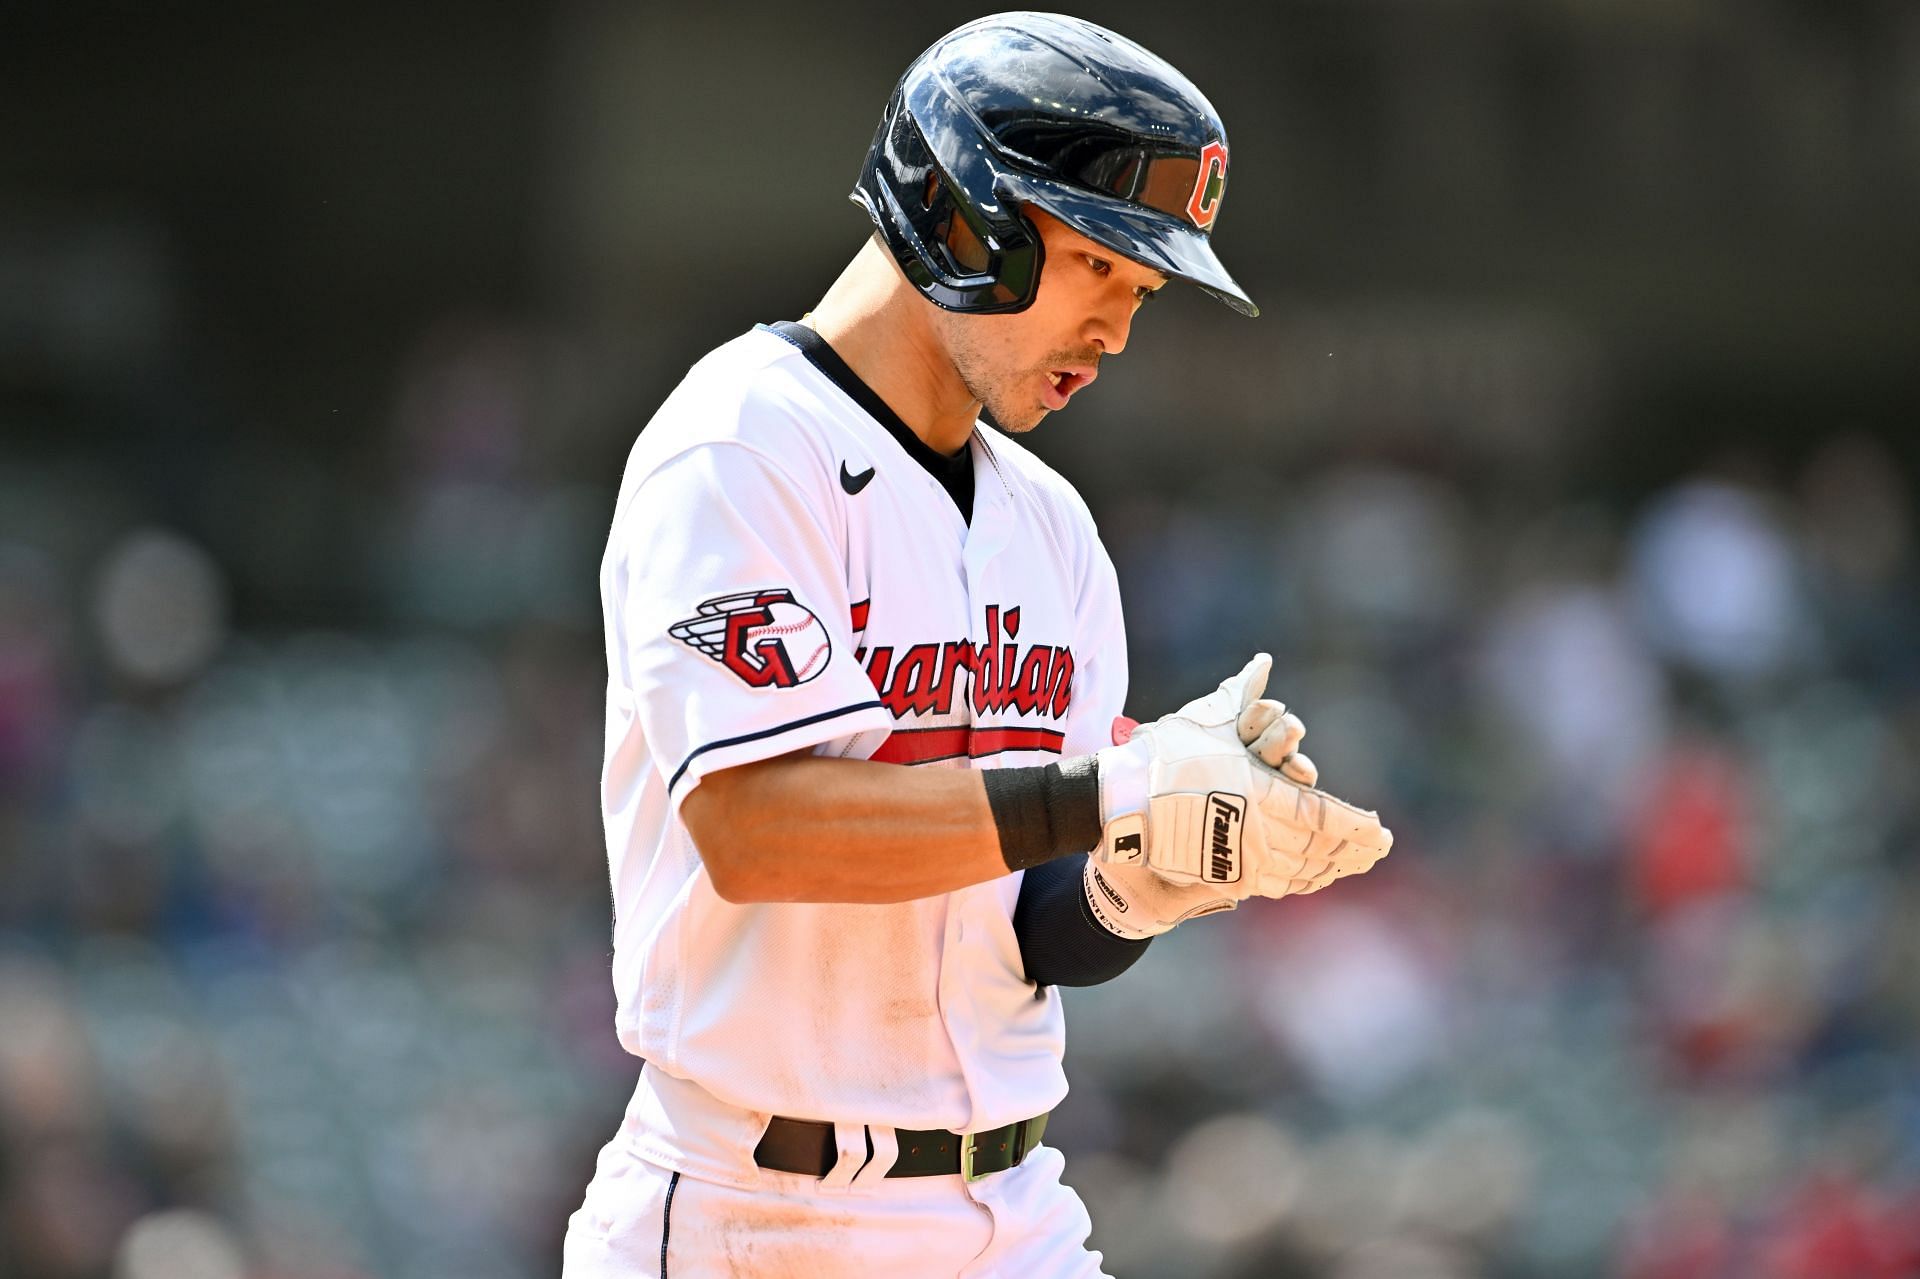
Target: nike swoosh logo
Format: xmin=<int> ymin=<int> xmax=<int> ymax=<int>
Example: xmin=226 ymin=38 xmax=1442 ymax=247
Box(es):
xmin=840 ymin=461 xmax=875 ymax=495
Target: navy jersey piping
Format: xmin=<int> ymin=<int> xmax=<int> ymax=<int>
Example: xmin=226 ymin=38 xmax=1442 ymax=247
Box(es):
xmin=666 ymin=699 xmax=887 ymax=794
xmin=659 ymin=1169 xmax=679 ymax=1277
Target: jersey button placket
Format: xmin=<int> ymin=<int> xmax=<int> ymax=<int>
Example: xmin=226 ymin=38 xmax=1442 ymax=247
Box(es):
xmin=934 ymin=898 xmax=986 ymax=1134
xmin=946 ymin=910 xmax=998 ymax=1139
xmin=949 ymin=437 xmax=1011 ymax=1138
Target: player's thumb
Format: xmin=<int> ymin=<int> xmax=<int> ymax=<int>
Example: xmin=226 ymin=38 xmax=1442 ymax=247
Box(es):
xmin=1227 ymin=652 xmax=1272 ymax=710
xmin=1176 ymin=652 xmax=1272 ymax=728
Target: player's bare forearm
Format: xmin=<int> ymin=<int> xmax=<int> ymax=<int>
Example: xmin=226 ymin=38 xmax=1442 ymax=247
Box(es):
xmin=682 ymin=753 xmax=1009 ymax=904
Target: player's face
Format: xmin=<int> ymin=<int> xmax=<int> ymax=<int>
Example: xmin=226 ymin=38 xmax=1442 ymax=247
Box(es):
xmin=934 ymin=208 xmax=1169 ymax=434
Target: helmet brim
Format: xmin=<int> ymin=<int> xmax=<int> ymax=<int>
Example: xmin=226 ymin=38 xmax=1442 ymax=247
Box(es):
xmin=1004 ymin=172 xmax=1260 ymax=319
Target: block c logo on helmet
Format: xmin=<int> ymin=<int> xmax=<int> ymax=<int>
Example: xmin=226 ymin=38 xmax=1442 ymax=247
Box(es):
xmin=1186 ymin=140 xmax=1228 ymax=230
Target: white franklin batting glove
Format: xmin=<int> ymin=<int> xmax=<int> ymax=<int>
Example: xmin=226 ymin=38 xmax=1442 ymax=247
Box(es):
xmin=1095 ymin=654 xmax=1392 ymax=901
xmin=1081 ymin=856 xmax=1239 ymax=941
xmin=1236 ymin=692 xmax=1318 ymax=787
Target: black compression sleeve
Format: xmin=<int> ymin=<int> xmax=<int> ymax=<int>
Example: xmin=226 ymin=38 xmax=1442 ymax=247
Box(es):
xmin=981 ymin=757 xmax=1102 ymax=872
xmin=1013 ymin=853 xmax=1151 ymax=987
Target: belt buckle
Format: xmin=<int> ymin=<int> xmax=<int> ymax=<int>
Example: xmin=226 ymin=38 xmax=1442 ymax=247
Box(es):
xmin=959 ymin=1130 xmax=983 ymax=1182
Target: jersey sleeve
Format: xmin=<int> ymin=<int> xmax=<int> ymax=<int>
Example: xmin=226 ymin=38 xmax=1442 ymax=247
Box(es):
xmin=608 ymin=440 xmax=893 ymax=806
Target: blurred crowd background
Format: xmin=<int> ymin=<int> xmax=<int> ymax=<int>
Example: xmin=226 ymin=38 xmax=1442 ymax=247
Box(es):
xmin=4 ymin=2 xmax=1918 ymax=1276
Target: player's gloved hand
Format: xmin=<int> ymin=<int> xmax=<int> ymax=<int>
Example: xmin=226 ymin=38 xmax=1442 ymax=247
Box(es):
xmin=1235 ymin=687 xmax=1317 ymax=787
xmin=1114 ymin=660 xmax=1319 ymax=787
xmin=1080 ymin=855 xmax=1239 ymax=941
xmin=1094 ymin=654 xmax=1392 ymax=900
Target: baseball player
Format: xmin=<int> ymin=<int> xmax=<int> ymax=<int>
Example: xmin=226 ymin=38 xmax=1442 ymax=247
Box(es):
xmin=568 ymin=14 xmax=1392 ymax=1277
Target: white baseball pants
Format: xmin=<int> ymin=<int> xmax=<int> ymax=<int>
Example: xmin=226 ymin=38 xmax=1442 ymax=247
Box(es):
xmin=561 ymin=1070 xmax=1110 ymax=1278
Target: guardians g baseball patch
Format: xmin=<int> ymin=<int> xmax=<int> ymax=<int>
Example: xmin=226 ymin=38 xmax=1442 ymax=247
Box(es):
xmin=669 ymin=589 xmax=832 ymax=689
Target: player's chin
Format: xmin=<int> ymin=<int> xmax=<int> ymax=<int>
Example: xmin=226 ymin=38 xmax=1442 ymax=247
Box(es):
xmin=985 ymin=396 xmax=1049 ymax=434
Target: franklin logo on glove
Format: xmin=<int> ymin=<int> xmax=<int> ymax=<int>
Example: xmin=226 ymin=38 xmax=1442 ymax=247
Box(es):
xmin=1206 ymin=793 xmax=1243 ymax=883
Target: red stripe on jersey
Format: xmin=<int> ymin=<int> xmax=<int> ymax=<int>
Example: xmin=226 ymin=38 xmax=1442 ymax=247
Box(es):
xmin=850 ymin=599 xmax=870 ymax=632
xmin=871 ymin=725 xmax=1066 ymax=766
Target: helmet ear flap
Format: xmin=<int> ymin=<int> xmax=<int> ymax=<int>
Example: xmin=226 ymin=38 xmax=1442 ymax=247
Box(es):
xmin=852 ymin=84 xmax=1043 ymax=314
xmin=923 ymin=175 xmax=991 ymax=277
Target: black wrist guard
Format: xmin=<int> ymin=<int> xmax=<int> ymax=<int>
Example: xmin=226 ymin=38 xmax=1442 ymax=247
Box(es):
xmin=981 ymin=756 xmax=1102 ymax=872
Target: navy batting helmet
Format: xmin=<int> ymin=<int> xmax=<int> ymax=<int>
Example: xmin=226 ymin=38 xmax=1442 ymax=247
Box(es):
xmin=852 ymin=12 xmax=1257 ymax=318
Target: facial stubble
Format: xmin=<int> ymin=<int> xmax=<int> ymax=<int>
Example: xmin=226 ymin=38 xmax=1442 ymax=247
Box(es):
xmin=942 ymin=317 xmax=1048 ymax=435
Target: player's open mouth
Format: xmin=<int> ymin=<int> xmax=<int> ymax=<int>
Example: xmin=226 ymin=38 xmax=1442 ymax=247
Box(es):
xmin=1041 ymin=367 xmax=1097 ymax=410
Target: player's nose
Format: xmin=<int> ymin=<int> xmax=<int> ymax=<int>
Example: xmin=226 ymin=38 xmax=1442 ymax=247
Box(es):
xmin=1086 ymin=300 xmax=1135 ymax=357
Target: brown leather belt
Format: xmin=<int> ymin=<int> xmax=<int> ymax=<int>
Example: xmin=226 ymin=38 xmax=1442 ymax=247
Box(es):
xmin=753 ymin=1112 xmax=1049 ymax=1182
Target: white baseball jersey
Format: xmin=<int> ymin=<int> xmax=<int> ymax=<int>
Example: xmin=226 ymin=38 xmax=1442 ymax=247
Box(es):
xmin=599 ymin=322 xmax=1128 ymax=1136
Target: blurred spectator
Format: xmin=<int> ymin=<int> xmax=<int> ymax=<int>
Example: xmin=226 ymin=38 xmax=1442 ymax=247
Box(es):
xmin=1628 ymin=481 xmax=1809 ymax=685
xmin=90 ymin=529 xmax=229 ymax=689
